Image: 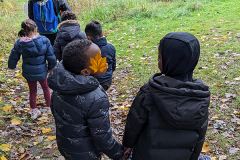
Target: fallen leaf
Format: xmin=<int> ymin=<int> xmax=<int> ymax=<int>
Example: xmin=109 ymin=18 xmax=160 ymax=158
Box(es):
xmin=2 ymin=105 xmax=11 ymax=112
xmin=18 ymin=147 xmax=24 ymax=153
xmin=89 ymin=53 xmax=108 ymax=73
xmin=1 ymin=156 xmax=7 ymax=160
xmin=219 ymin=155 xmax=227 ymax=160
xmin=212 ymin=114 xmax=218 ymax=119
xmin=234 ymin=77 xmax=240 ymax=81
xmin=209 ymin=138 xmax=218 ymax=143
xmin=201 ymin=142 xmax=210 ymax=153
xmin=211 ymin=157 xmax=216 ymax=160
xmin=229 ymin=147 xmax=237 ymax=154
xmin=11 ymin=119 xmax=21 ymax=125
xmin=0 ymin=144 xmax=11 ymax=151
xmin=44 ymin=136 xmax=56 ymax=141
xmin=42 ymin=127 xmax=53 ymax=134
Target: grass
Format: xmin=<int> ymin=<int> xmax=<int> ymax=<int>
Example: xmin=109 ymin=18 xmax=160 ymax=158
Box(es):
xmin=0 ymin=0 xmax=240 ymax=159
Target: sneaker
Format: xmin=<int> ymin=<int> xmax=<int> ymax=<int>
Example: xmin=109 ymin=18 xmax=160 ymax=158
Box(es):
xmin=31 ymin=109 xmax=41 ymax=120
xmin=199 ymin=155 xmax=212 ymax=160
xmin=40 ymin=107 xmax=52 ymax=114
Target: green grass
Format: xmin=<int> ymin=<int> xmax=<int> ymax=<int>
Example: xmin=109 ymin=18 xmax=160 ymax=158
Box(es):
xmin=0 ymin=0 xmax=240 ymax=159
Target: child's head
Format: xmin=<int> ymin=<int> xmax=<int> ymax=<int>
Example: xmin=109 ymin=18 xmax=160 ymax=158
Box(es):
xmin=85 ymin=20 xmax=102 ymax=40
xmin=158 ymin=32 xmax=200 ymax=82
xmin=61 ymin=11 xmax=77 ymax=21
xmin=63 ymin=39 xmax=106 ymax=76
xmin=18 ymin=19 xmax=37 ymax=37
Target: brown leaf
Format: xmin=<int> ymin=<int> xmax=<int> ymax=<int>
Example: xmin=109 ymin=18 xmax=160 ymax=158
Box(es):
xmin=209 ymin=138 xmax=218 ymax=143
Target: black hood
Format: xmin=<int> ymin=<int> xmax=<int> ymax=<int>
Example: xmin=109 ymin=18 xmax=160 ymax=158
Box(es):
xmin=149 ymin=73 xmax=210 ymax=129
xmin=160 ymin=32 xmax=200 ymax=82
xmin=58 ymin=21 xmax=81 ymax=41
xmin=48 ymin=61 xmax=99 ymax=94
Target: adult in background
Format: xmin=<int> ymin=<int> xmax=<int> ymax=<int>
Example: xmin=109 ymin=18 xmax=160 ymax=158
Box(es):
xmin=53 ymin=11 xmax=87 ymax=61
xmin=28 ymin=0 xmax=72 ymax=46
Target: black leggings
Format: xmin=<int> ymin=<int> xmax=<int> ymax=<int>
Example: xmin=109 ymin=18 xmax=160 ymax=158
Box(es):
xmin=40 ymin=33 xmax=57 ymax=46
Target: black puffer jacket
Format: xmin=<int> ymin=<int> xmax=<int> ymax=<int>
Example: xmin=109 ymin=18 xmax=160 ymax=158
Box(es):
xmin=123 ymin=74 xmax=210 ymax=160
xmin=53 ymin=20 xmax=87 ymax=61
xmin=48 ymin=62 xmax=123 ymax=160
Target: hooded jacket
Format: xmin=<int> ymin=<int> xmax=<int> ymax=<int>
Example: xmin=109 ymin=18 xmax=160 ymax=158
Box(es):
xmin=92 ymin=37 xmax=116 ymax=84
xmin=122 ymin=32 xmax=210 ymax=160
xmin=8 ymin=36 xmax=56 ymax=81
xmin=48 ymin=62 xmax=123 ymax=160
xmin=28 ymin=0 xmax=72 ymax=21
xmin=53 ymin=20 xmax=87 ymax=61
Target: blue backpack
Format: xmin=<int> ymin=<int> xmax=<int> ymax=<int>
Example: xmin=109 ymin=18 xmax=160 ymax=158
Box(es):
xmin=33 ymin=0 xmax=59 ymax=34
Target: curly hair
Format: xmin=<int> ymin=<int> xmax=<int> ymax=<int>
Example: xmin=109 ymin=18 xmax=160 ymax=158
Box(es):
xmin=18 ymin=19 xmax=37 ymax=37
xmin=61 ymin=11 xmax=77 ymax=21
xmin=62 ymin=40 xmax=92 ymax=74
xmin=85 ymin=20 xmax=102 ymax=39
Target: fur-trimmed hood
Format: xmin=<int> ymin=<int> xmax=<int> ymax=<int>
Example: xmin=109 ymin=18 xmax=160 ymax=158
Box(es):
xmin=57 ymin=20 xmax=83 ymax=41
xmin=57 ymin=20 xmax=81 ymax=29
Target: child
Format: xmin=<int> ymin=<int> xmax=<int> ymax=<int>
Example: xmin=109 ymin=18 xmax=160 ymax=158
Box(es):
xmin=85 ymin=20 xmax=116 ymax=91
xmin=8 ymin=19 xmax=57 ymax=120
xmin=28 ymin=0 xmax=72 ymax=45
xmin=122 ymin=32 xmax=211 ymax=160
xmin=48 ymin=39 xmax=124 ymax=159
xmin=53 ymin=10 xmax=87 ymax=61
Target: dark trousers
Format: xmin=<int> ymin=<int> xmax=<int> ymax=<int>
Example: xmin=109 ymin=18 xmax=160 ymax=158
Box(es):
xmin=100 ymin=79 xmax=112 ymax=91
xmin=40 ymin=33 xmax=57 ymax=46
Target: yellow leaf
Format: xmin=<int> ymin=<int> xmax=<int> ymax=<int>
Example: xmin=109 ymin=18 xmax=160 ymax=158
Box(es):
xmin=201 ymin=142 xmax=210 ymax=153
xmin=15 ymin=72 xmax=22 ymax=77
xmin=0 ymin=57 xmax=5 ymax=61
xmin=11 ymin=119 xmax=21 ymax=125
xmin=0 ymin=144 xmax=11 ymax=152
xmin=211 ymin=157 xmax=217 ymax=160
xmin=42 ymin=127 xmax=53 ymax=134
xmin=18 ymin=63 xmax=22 ymax=67
xmin=212 ymin=114 xmax=218 ymax=119
xmin=2 ymin=105 xmax=11 ymax=112
xmin=0 ymin=97 xmax=2 ymax=101
xmin=89 ymin=53 xmax=108 ymax=73
xmin=44 ymin=136 xmax=56 ymax=141
xmin=33 ymin=142 xmax=39 ymax=145
xmin=1 ymin=156 xmax=7 ymax=160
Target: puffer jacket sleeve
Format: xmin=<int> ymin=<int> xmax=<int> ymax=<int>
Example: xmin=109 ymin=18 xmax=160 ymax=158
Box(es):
xmin=8 ymin=42 xmax=21 ymax=69
xmin=53 ymin=34 xmax=62 ymax=61
xmin=28 ymin=1 xmax=34 ymax=20
xmin=58 ymin=0 xmax=72 ymax=11
xmin=122 ymin=84 xmax=149 ymax=148
xmin=189 ymin=115 xmax=208 ymax=160
xmin=45 ymin=39 xmax=57 ymax=70
xmin=87 ymin=97 xmax=124 ymax=159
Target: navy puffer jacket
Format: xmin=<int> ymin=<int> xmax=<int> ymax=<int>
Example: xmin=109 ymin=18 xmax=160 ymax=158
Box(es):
xmin=8 ymin=36 xmax=57 ymax=81
xmin=48 ymin=62 xmax=124 ymax=160
xmin=53 ymin=20 xmax=87 ymax=61
xmin=93 ymin=37 xmax=116 ymax=84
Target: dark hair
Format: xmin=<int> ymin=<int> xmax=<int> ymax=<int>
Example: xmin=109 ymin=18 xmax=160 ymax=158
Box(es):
xmin=61 ymin=10 xmax=77 ymax=21
xmin=63 ymin=40 xmax=92 ymax=74
xmin=18 ymin=19 xmax=37 ymax=37
xmin=85 ymin=20 xmax=102 ymax=39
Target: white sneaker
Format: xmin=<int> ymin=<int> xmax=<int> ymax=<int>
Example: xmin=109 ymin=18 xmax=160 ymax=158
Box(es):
xmin=31 ymin=109 xmax=41 ymax=120
xmin=40 ymin=107 xmax=52 ymax=114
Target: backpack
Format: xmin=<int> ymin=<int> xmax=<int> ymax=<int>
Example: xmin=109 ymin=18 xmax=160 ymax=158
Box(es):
xmin=33 ymin=0 xmax=59 ymax=34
